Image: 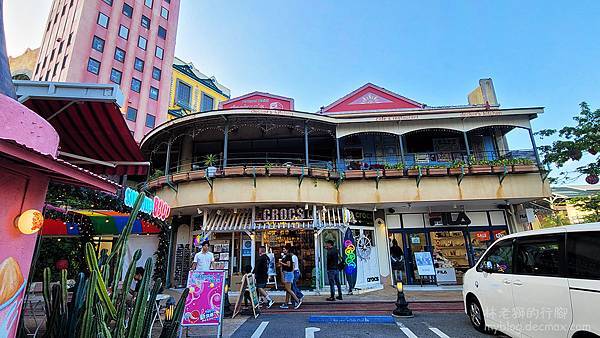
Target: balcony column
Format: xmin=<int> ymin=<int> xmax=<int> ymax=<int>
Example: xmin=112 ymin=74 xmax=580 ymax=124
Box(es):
xmin=398 ymin=134 xmax=405 ymax=166
xmin=164 ymin=139 xmax=172 ymax=177
xmin=223 ymin=121 xmax=229 ymax=167
xmin=335 ymin=137 xmax=342 ymax=171
xmin=180 ymin=134 xmax=193 ymax=171
xmin=304 ymin=121 xmax=309 ymax=167
xmin=463 ymin=131 xmax=471 ymax=161
xmin=528 ymin=128 xmax=542 ymax=167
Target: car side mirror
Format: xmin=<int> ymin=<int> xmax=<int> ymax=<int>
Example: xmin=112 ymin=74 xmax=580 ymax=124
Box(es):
xmin=482 ymin=260 xmax=496 ymax=273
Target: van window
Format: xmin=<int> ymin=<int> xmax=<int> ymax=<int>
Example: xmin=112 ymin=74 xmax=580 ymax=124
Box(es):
xmin=477 ymin=239 xmax=513 ymax=273
xmin=567 ymin=231 xmax=600 ymax=280
xmin=515 ymin=234 xmax=564 ymax=277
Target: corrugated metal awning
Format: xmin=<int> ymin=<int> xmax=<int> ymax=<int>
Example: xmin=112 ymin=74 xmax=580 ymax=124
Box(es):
xmin=202 ymin=209 xmax=253 ymax=232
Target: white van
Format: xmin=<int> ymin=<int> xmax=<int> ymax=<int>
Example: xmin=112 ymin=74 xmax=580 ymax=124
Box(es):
xmin=463 ymin=223 xmax=600 ymax=337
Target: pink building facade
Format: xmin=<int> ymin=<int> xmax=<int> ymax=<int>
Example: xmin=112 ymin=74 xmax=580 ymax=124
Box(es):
xmin=33 ymin=0 xmax=180 ymax=141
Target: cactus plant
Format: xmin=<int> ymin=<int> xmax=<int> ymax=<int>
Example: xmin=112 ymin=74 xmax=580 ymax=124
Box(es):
xmin=38 ymin=190 xmax=188 ymax=338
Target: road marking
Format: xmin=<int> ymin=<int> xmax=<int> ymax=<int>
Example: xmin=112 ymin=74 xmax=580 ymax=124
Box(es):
xmin=421 ymin=321 xmax=450 ymax=338
xmin=251 ymin=321 xmax=269 ymax=338
xmin=305 ymin=327 xmax=320 ymax=338
xmin=396 ymin=322 xmax=418 ymax=338
xmin=429 ymin=327 xmax=450 ymax=338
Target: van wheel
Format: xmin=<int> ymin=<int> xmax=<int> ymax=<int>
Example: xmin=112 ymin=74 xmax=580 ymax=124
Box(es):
xmin=467 ymin=298 xmax=486 ymax=333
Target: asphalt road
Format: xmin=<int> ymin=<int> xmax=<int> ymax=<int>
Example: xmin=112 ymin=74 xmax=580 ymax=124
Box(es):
xmin=232 ymin=313 xmax=497 ymax=338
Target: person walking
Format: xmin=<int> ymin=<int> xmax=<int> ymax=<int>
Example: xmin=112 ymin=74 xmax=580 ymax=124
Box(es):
xmin=291 ymin=247 xmax=304 ymax=302
xmin=325 ymin=240 xmax=343 ymax=301
xmin=191 ymin=240 xmax=214 ymax=271
xmin=253 ymin=246 xmax=274 ymax=308
xmin=277 ymin=245 xmax=302 ymax=309
xmin=390 ymin=238 xmax=404 ymax=284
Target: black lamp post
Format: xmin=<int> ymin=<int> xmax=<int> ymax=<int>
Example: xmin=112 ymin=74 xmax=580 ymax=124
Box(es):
xmin=392 ymin=282 xmax=413 ymax=318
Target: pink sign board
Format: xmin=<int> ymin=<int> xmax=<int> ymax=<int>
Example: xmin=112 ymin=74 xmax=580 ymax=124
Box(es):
xmin=220 ymin=92 xmax=294 ymax=110
xmin=182 ymin=270 xmax=226 ymax=326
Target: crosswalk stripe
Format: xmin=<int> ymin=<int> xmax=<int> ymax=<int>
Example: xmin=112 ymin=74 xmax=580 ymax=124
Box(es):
xmin=251 ymin=321 xmax=269 ymax=338
xmin=429 ymin=327 xmax=450 ymax=338
xmin=396 ymin=322 xmax=418 ymax=338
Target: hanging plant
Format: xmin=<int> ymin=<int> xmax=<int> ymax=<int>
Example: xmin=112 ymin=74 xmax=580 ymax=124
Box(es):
xmin=585 ymin=174 xmax=599 ymax=185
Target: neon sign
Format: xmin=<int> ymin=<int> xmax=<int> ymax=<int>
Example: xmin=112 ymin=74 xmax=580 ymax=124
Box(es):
xmin=124 ymin=188 xmax=171 ymax=221
xmin=344 ymin=239 xmax=357 ymax=274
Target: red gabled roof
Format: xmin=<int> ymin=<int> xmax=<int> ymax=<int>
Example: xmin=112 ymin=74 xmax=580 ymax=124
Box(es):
xmin=321 ymin=83 xmax=424 ymax=114
xmin=219 ymin=91 xmax=294 ymax=110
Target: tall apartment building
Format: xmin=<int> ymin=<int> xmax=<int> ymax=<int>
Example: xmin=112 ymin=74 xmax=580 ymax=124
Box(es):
xmin=33 ymin=0 xmax=180 ymax=141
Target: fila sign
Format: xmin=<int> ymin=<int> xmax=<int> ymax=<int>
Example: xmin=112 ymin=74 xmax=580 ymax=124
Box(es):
xmin=124 ymin=188 xmax=171 ymax=221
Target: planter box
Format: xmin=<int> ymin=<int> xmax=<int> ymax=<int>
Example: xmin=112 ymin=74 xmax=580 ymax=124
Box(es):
xmin=469 ymin=165 xmax=493 ymax=174
xmin=224 ymin=166 xmax=245 ymax=176
xmin=311 ymin=168 xmax=330 ymax=178
xmin=246 ymin=166 xmax=267 ymax=176
xmin=448 ymin=167 xmax=466 ymax=175
xmin=427 ymin=168 xmax=449 ymax=176
xmin=146 ymin=179 xmax=161 ymax=190
xmin=512 ymin=164 xmax=539 ymax=173
xmin=492 ymin=165 xmax=512 ymax=174
xmin=364 ymin=170 xmax=382 ymax=178
xmin=384 ymin=169 xmax=404 ymax=178
xmin=171 ymin=172 xmax=190 ymax=183
xmin=188 ymin=170 xmax=206 ymax=181
xmin=344 ymin=170 xmax=364 ymax=179
xmin=289 ymin=166 xmax=306 ymax=176
xmin=407 ymin=168 xmax=423 ymax=177
xmin=268 ymin=167 xmax=289 ymax=176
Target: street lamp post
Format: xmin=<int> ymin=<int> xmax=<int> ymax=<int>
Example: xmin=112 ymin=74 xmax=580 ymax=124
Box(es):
xmin=392 ymin=282 xmax=413 ymax=318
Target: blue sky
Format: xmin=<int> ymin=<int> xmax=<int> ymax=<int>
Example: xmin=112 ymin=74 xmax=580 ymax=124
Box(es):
xmin=6 ymin=0 xmax=599 ymax=181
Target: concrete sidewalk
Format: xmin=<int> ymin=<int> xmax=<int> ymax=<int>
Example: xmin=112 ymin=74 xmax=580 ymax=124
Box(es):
xmin=164 ymin=284 xmax=463 ymax=304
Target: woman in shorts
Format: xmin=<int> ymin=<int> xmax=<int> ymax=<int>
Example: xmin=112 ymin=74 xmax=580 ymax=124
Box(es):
xmin=278 ymin=245 xmax=302 ymax=309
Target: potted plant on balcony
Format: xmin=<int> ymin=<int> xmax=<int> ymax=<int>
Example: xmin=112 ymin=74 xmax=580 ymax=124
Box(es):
xmin=224 ymin=165 xmax=245 ymax=176
xmin=384 ymin=163 xmax=404 ymax=177
xmin=468 ymin=156 xmax=493 ymax=174
xmin=426 ymin=165 xmax=449 ymax=176
xmin=512 ymin=158 xmax=538 ymax=173
xmin=204 ymin=154 xmax=219 ymax=178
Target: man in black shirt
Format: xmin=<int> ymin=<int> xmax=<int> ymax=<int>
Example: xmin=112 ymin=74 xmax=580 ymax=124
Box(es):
xmin=325 ymin=240 xmax=343 ymax=301
xmin=253 ymin=246 xmax=274 ymax=308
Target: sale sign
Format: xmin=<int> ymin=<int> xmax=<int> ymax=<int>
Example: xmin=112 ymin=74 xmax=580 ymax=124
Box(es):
xmin=182 ymin=270 xmax=226 ymax=326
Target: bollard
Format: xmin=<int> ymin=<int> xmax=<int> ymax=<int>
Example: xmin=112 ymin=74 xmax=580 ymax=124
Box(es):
xmin=223 ymin=281 xmax=233 ymax=317
xmin=392 ymin=282 xmax=413 ymax=318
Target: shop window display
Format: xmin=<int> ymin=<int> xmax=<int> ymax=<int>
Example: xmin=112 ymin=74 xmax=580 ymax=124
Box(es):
xmin=263 ymin=229 xmax=315 ymax=289
xmin=432 ymin=231 xmax=469 ymax=284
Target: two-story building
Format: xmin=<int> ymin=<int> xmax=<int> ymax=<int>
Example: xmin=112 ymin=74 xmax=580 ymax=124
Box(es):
xmin=141 ymin=79 xmax=550 ymax=290
xmin=167 ymin=57 xmax=230 ymax=119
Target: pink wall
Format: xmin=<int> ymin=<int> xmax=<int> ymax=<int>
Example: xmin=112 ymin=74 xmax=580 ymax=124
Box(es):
xmin=0 ymin=94 xmax=58 ymax=337
xmin=34 ymin=0 xmax=181 ymax=141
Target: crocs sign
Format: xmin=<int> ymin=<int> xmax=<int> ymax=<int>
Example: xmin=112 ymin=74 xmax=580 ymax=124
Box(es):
xmin=124 ymin=188 xmax=171 ymax=221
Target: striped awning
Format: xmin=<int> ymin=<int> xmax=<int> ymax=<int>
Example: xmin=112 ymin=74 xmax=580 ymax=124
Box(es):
xmin=202 ymin=209 xmax=253 ymax=232
xmin=41 ymin=210 xmax=160 ymax=236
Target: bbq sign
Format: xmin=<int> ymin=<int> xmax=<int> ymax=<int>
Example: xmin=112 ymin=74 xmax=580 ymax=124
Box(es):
xmin=124 ymin=188 xmax=171 ymax=221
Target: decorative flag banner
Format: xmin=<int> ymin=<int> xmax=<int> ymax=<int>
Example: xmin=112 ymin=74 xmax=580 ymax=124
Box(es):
xmin=343 ymin=228 xmax=357 ymax=291
xmin=182 ymin=270 xmax=226 ymax=327
xmin=41 ymin=210 xmax=160 ymax=236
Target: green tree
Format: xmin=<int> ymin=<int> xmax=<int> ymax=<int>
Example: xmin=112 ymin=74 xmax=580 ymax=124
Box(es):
xmin=538 ymin=102 xmax=600 ymax=182
xmin=569 ymin=194 xmax=600 ymax=223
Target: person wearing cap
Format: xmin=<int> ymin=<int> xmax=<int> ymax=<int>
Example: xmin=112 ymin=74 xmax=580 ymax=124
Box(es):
xmin=191 ymin=240 xmax=214 ymax=271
